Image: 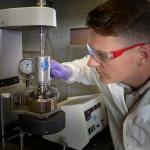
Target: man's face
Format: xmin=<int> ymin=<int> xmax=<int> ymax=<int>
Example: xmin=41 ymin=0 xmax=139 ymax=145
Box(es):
xmin=87 ymin=29 xmax=140 ymax=84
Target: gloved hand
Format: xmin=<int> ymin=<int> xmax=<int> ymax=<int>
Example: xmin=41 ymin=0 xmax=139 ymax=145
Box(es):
xmin=50 ymin=60 xmax=72 ymax=80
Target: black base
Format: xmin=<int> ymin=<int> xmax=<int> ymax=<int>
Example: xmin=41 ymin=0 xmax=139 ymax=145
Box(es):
xmin=18 ymin=110 xmax=65 ymax=135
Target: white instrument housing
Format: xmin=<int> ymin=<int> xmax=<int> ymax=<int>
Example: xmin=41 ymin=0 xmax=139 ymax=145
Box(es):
xmin=0 ymin=7 xmax=56 ymax=28
xmin=43 ymin=94 xmax=108 ymax=150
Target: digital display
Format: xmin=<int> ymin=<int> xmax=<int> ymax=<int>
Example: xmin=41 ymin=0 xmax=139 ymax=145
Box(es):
xmin=84 ymin=102 xmax=101 ymax=121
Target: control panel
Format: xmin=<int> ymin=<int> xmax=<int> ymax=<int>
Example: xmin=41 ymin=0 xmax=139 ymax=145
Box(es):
xmin=82 ymin=96 xmax=107 ymax=140
xmin=43 ymin=94 xmax=107 ymax=150
xmin=85 ymin=102 xmax=103 ymax=136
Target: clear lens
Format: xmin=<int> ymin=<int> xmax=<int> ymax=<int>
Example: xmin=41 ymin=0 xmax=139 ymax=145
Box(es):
xmin=87 ymin=44 xmax=112 ymax=62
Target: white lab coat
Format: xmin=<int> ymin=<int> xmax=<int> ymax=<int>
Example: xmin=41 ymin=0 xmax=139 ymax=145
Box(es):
xmin=62 ymin=56 xmax=150 ymax=150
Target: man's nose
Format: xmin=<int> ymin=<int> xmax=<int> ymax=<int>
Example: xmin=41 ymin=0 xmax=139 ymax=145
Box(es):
xmin=87 ymin=56 xmax=100 ymax=67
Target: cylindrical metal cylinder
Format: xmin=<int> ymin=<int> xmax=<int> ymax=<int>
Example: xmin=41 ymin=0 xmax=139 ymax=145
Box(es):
xmin=35 ymin=56 xmax=51 ymax=86
xmin=27 ymin=98 xmax=57 ymax=113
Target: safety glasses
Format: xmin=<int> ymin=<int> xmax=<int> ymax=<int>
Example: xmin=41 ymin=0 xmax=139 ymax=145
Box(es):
xmin=87 ymin=42 xmax=145 ymax=63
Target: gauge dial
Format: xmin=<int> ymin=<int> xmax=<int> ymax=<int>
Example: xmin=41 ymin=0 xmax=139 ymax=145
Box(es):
xmin=19 ymin=58 xmax=33 ymax=75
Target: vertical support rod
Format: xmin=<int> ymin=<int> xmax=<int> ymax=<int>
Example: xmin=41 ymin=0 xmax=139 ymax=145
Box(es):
xmin=20 ymin=130 xmax=25 ymax=150
xmin=40 ymin=26 xmax=47 ymax=56
xmin=0 ymin=96 xmax=5 ymax=149
xmin=0 ymin=93 xmax=11 ymax=149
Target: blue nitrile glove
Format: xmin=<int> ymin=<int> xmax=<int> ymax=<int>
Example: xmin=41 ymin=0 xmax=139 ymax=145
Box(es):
xmin=50 ymin=60 xmax=72 ymax=80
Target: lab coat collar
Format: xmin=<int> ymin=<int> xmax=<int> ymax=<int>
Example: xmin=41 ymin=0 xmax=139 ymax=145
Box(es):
xmin=118 ymin=80 xmax=150 ymax=96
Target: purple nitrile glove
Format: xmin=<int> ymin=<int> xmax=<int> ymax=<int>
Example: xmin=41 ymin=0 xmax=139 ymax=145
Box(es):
xmin=50 ymin=60 xmax=72 ymax=80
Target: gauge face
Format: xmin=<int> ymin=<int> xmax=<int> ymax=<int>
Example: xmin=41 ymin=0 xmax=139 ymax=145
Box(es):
xmin=19 ymin=58 xmax=33 ymax=75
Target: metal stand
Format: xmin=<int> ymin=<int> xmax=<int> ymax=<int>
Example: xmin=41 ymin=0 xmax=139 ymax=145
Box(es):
xmin=62 ymin=143 xmax=68 ymax=150
xmin=0 ymin=93 xmax=24 ymax=150
xmin=1 ymin=93 xmax=65 ymax=150
xmin=19 ymin=130 xmax=25 ymax=150
xmin=0 ymin=95 xmax=5 ymax=149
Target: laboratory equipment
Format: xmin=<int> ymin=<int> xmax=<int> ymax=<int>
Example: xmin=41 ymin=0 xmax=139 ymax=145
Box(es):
xmin=17 ymin=55 xmax=59 ymax=115
xmin=0 ymin=0 xmax=65 ymax=149
xmin=43 ymin=94 xmax=108 ymax=150
xmin=0 ymin=0 xmax=62 ymax=118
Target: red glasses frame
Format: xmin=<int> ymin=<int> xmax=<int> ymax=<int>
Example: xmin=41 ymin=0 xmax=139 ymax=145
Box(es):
xmin=87 ymin=42 xmax=145 ymax=62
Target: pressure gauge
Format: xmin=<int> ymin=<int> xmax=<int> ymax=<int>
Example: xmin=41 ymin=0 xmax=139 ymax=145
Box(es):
xmin=19 ymin=58 xmax=33 ymax=75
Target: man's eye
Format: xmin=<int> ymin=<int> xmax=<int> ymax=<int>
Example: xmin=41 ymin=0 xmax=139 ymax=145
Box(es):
xmin=97 ymin=52 xmax=108 ymax=59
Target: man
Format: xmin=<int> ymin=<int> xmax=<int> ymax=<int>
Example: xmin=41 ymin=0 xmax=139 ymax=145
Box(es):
xmin=51 ymin=0 xmax=150 ymax=149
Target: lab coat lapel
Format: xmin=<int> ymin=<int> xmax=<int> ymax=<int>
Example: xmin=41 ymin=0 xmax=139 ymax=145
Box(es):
xmin=108 ymin=83 xmax=128 ymax=115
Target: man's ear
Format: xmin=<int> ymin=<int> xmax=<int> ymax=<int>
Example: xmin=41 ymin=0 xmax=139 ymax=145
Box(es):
xmin=137 ymin=44 xmax=150 ymax=66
